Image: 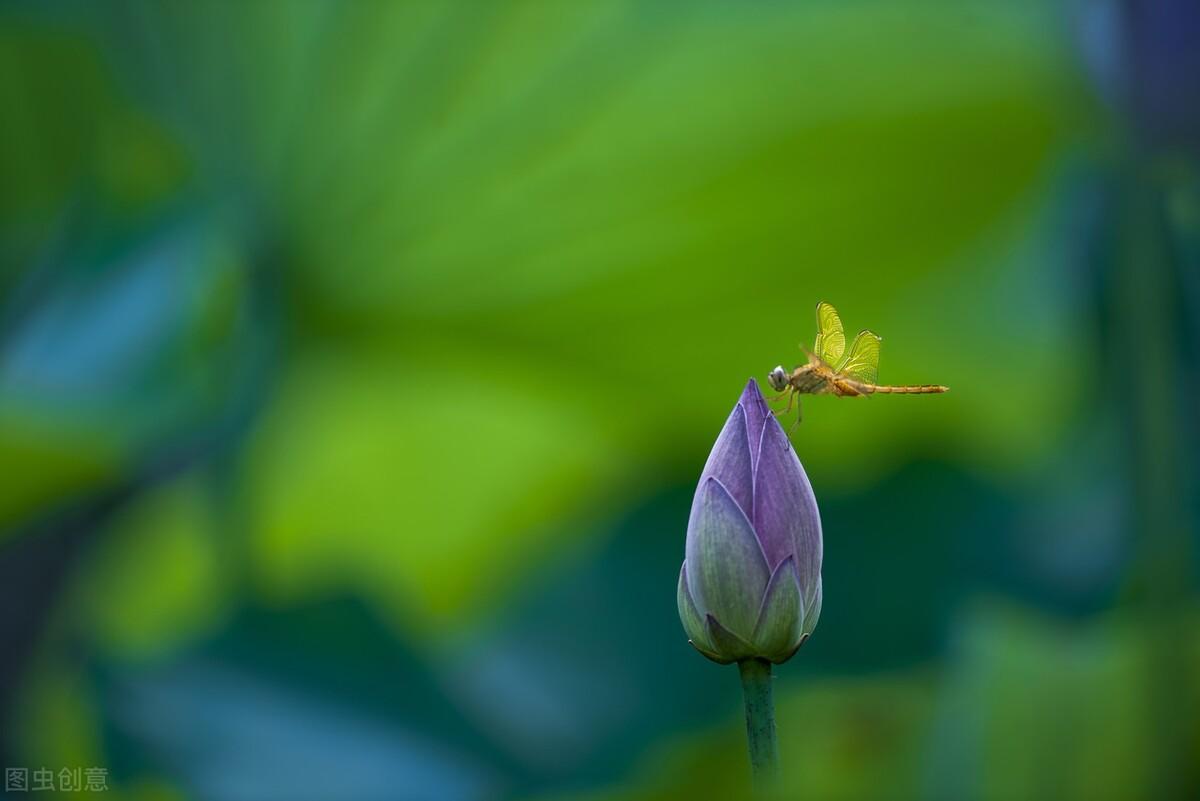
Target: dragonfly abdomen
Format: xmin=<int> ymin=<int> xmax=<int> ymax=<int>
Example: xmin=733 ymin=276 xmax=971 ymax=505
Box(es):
xmin=865 ymin=384 xmax=949 ymax=394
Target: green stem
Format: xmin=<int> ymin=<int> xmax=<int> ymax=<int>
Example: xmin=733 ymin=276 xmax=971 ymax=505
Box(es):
xmin=738 ymin=658 xmax=779 ymax=789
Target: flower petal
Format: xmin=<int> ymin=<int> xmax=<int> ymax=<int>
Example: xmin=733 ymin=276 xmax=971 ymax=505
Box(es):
xmin=677 ymin=562 xmax=716 ymax=653
xmin=802 ymin=576 xmax=823 ymax=637
xmin=751 ymin=555 xmax=803 ymax=662
xmin=738 ymin=379 xmax=771 ymax=470
xmin=685 ymin=477 xmax=770 ymax=639
xmin=776 ymin=633 xmax=809 ymax=664
xmin=688 ymin=638 xmax=734 ymax=664
xmin=705 ymin=614 xmax=754 ymax=662
xmin=697 ymin=402 xmax=753 ymax=518
xmin=752 ymin=411 xmax=823 ymax=575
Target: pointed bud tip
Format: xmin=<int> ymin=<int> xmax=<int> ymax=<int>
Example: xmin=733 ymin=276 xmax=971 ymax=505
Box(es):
xmin=739 ymin=378 xmax=766 ymax=404
xmin=738 ymin=378 xmax=772 ymax=445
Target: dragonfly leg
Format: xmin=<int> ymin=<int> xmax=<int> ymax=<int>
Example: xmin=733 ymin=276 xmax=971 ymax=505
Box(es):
xmin=772 ymin=391 xmax=803 ymax=431
xmin=788 ymin=399 xmax=803 ymax=433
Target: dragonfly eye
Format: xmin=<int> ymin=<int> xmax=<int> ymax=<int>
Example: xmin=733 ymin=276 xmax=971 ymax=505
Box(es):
xmin=768 ymin=366 xmax=787 ymax=392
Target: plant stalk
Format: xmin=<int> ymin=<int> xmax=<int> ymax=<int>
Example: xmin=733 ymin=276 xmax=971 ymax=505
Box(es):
xmin=738 ymin=658 xmax=779 ymax=790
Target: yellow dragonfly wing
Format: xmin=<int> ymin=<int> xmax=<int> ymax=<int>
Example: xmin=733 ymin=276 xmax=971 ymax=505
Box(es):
xmin=837 ymin=330 xmax=881 ymax=384
xmin=813 ymin=302 xmax=845 ymax=366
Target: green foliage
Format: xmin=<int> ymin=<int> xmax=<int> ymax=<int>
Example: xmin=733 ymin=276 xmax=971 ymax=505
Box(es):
xmin=3 ymin=2 xmax=1194 ymax=800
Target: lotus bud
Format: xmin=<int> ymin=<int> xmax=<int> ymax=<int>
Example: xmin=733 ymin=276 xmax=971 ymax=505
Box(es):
xmin=678 ymin=379 xmax=823 ymax=664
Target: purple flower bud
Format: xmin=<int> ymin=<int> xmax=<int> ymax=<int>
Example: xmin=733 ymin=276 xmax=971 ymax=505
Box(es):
xmin=678 ymin=379 xmax=823 ymax=664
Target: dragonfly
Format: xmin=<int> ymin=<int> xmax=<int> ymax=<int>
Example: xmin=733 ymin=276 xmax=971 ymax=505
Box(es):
xmin=767 ymin=301 xmax=948 ymax=423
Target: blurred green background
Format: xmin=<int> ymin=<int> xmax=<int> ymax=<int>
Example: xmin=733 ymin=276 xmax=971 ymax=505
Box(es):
xmin=1 ymin=2 xmax=1198 ymax=799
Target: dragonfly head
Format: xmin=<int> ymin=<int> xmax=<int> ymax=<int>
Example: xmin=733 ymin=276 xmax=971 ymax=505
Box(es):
xmin=767 ymin=366 xmax=789 ymax=392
